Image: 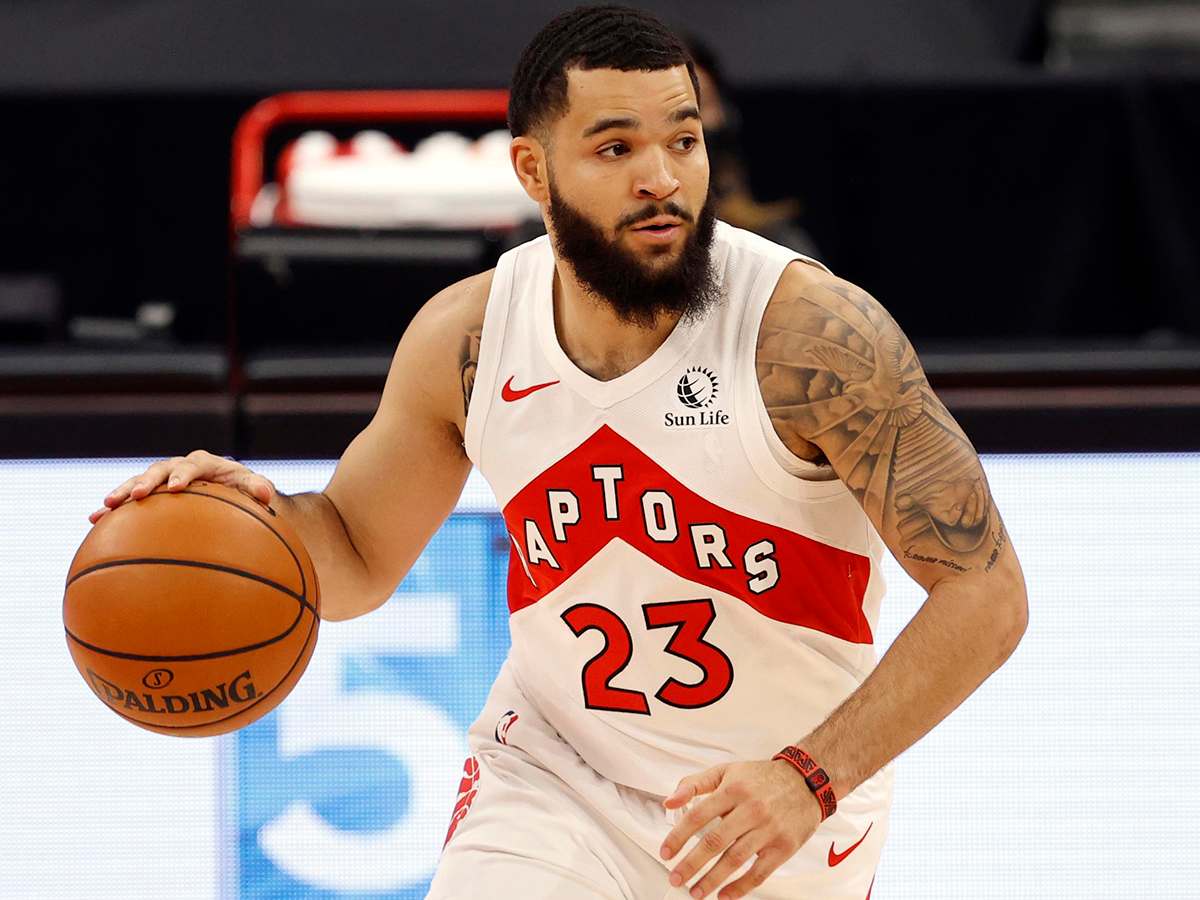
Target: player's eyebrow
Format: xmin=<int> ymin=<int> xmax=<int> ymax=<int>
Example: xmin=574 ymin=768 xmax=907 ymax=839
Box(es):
xmin=581 ymin=105 xmax=700 ymax=139
xmin=670 ymin=105 xmax=700 ymax=125
xmin=582 ymin=116 xmax=638 ymax=138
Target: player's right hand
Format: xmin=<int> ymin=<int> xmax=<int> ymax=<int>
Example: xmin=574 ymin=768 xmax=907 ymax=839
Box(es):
xmin=88 ymin=450 xmax=278 ymax=525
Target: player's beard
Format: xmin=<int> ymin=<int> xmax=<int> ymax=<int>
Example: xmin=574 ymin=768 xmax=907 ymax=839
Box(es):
xmin=547 ymin=184 xmax=720 ymax=329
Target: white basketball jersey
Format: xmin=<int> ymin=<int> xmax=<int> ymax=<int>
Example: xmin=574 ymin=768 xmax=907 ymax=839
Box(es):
xmin=464 ymin=221 xmax=889 ymax=799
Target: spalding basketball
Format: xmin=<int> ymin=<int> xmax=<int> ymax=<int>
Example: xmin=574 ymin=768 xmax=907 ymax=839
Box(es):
xmin=63 ymin=481 xmax=320 ymax=736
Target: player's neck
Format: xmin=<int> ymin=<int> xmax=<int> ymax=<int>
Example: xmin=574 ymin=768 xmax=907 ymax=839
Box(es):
xmin=551 ymin=264 xmax=682 ymax=383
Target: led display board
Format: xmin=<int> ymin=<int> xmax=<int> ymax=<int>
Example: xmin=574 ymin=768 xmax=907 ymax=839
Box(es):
xmin=1 ymin=455 xmax=1196 ymax=898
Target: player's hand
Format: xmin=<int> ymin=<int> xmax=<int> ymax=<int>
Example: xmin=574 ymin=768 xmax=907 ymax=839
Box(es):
xmin=659 ymin=759 xmax=821 ymax=899
xmin=88 ymin=450 xmax=277 ymax=524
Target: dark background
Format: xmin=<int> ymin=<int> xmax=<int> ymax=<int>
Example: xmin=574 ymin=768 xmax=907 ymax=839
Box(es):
xmin=2 ymin=0 xmax=1198 ymax=456
xmin=0 ymin=1 xmax=1048 ymax=90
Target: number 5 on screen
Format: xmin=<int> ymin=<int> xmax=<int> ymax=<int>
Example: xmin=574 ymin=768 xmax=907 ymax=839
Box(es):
xmin=254 ymin=597 xmax=466 ymax=893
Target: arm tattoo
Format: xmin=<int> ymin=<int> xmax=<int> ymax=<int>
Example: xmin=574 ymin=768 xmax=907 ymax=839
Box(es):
xmin=758 ymin=279 xmax=1005 ymax=567
xmin=459 ymin=324 xmax=481 ymax=418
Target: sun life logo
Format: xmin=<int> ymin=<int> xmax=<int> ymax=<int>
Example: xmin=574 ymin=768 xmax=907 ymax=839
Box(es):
xmin=676 ymin=366 xmax=719 ymax=409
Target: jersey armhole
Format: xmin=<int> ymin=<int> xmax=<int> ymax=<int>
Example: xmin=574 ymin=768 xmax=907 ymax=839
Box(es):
xmin=734 ymin=251 xmax=848 ymax=501
xmin=755 ymin=399 xmax=839 ymax=481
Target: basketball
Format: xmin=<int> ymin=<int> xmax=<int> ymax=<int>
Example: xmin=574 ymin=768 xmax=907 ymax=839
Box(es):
xmin=63 ymin=481 xmax=320 ymax=737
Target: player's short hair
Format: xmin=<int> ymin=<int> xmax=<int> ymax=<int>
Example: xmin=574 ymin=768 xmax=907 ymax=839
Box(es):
xmin=508 ymin=4 xmax=700 ymax=139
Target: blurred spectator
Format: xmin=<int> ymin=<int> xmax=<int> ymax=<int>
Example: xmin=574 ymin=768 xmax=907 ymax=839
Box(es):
xmin=1048 ymin=0 xmax=1200 ymax=68
xmin=685 ymin=35 xmax=822 ymax=258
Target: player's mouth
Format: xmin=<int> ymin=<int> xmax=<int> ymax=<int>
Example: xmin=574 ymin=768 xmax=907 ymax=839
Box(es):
xmin=630 ymin=216 xmax=683 ymax=242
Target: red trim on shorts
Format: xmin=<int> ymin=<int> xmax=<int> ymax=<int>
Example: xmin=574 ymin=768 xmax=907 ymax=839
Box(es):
xmin=442 ymin=755 xmax=481 ymax=849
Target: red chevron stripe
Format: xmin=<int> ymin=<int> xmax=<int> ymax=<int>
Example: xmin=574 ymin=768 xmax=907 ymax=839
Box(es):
xmin=501 ymin=425 xmax=873 ymax=644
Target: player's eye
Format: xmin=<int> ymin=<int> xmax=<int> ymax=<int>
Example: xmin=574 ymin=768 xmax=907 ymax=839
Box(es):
xmin=598 ymin=142 xmax=631 ymax=159
xmin=671 ymin=135 xmax=698 ymax=152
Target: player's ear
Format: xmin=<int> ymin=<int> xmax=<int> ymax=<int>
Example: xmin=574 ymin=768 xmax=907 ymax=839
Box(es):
xmin=510 ymin=135 xmax=550 ymax=205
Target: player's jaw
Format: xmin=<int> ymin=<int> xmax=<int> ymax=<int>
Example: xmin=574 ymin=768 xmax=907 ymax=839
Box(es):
xmin=547 ymin=188 xmax=720 ymax=329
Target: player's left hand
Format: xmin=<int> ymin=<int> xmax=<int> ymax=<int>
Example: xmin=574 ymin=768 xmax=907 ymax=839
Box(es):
xmin=659 ymin=759 xmax=820 ymax=899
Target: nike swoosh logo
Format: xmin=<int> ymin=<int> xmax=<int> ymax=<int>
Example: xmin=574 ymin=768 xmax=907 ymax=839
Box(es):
xmin=828 ymin=821 xmax=873 ymax=867
xmin=501 ymin=376 xmax=560 ymax=402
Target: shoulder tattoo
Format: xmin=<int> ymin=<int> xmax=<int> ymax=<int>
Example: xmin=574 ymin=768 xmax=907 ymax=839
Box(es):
xmin=459 ymin=323 xmax=482 ymax=418
xmin=758 ymin=278 xmax=1006 ymax=567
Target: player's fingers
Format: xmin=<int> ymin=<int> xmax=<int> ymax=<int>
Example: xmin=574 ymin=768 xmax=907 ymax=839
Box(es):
xmin=88 ymin=507 xmax=109 ymax=524
xmin=104 ymin=477 xmax=138 ymax=506
xmin=184 ymin=447 xmax=244 ymax=476
xmin=126 ymin=459 xmax=183 ymax=500
xmin=105 ymin=465 xmax=169 ymax=505
xmin=158 ymin=452 xmax=273 ymax=507
xmin=714 ymin=846 xmax=783 ymax=900
xmin=172 ymin=450 xmax=271 ymax=502
xmin=689 ymin=830 xmax=766 ymax=899
xmin=662 ymin=792 xmax=734 ymax=864
xmin=165 ymin=458 xmax=204 ymax=490
xmin=223 ymin=470 xmax=275 ymax=506
xmin=668 ymin=799 xmax=762 ymax=889
xmin=664 ymin=764 xmax=726 ymax=810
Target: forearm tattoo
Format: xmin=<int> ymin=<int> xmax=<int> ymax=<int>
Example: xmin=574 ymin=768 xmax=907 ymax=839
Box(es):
xmin=758 ymin=279 xmax=1006 ymax=570
xmin=459 ymin=325 xmax=481 ymax=418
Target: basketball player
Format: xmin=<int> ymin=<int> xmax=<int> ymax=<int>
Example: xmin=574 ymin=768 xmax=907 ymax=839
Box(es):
xmin=91 ymin=6 xmax=1027 ymax=898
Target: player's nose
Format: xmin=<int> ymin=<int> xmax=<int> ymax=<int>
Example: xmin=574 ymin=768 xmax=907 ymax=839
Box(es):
xmin=633 ymin=147 xmax=680 ymax=200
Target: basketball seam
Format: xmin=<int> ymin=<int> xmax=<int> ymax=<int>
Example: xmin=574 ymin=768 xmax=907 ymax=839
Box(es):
xmin=174 ymin=486 xmax=311 ymax=609
xmin=64 ymin=596 xmax=306 ymax=660
xmin=172 ymin=487 xmax=311 ymax=608
xmin=88 ymin=615 xmax=319 ymax=732
xmin=81 ymin=486 xmax=316 ymax=614
xmin=66 ymin=556 xmax=317 ymax=617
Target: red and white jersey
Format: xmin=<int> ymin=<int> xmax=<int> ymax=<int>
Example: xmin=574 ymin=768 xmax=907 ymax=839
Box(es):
xmin=464 ymin=222 xmax=888 ymax=798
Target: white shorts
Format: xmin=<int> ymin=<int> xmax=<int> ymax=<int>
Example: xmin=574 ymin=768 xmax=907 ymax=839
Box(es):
xmin=428 ymin=660 xmax=889 ymax=899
